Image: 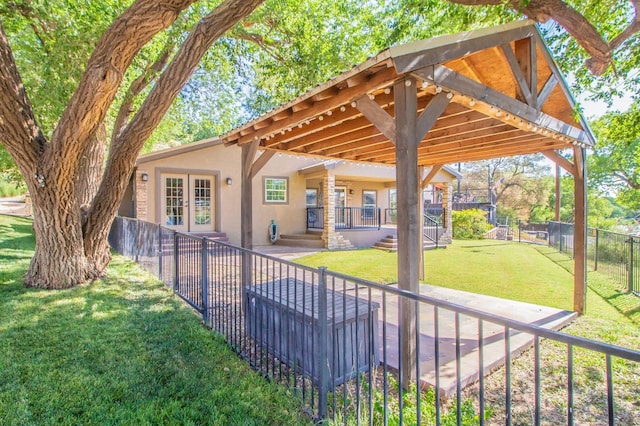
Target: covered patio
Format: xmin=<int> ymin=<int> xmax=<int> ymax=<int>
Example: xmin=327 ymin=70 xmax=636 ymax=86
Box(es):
xmin=221 ymin=20 xmax=595 ymax=383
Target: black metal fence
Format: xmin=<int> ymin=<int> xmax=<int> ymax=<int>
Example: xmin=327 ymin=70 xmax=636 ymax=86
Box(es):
xmin=539 ymin=222 xmax=639 ymax=296
xmin=109 ymin=216 xmax=640 ymax=425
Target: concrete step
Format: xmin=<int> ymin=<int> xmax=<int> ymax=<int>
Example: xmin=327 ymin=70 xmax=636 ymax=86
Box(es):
xmin=279 ymin=233 xmax=323 ymax=240
xmin=275 ymin=237 xmax=325 ymax=248
xmin=191 ymin=231 xmax=229 ymax=241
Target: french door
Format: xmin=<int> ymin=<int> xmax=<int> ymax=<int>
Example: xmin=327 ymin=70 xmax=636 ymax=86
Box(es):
xmin=161 ymin=173 xmax=216 ymax=232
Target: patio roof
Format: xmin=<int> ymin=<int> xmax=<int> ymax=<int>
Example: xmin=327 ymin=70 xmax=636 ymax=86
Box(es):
xmin=221 ymin=20 xmax=594 ymax=166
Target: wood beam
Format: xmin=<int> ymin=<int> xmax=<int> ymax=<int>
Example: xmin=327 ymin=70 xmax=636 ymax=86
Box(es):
xmin=235 ymin=66 xmax=399 ymax=145
xmin=392 ymin=23 xmax=536 ymax=73
xmin=416 ymin=92 xmax=451 ymax=141
xmin=395 ymin=76 xmax=419 ymax=386
xmin=355 ymin=94 xmax=397 ymax=144
xmin=499 ymin=43 xmax=535 ymax=107
xmin=542 ymin=149 xmax=575 ymax=176
xmin=515 ymin=37 xmax=537 ymax=107
xmin=243 ymin=139 xmax=260 ymax=179
xmin=241 ymin=142 xmax=258 ymax=250
xmin=537 ymin=74 xmax=558 ymax=108
xmin=573 ymin=146 xmax=587 ymax=314
xmin=421 ymin=164 xmax=443 ymax=189
xmin=248 ymin=149 xmax=276 ymax=180
xmin=414 ymin=65 xmax=589 ymax=143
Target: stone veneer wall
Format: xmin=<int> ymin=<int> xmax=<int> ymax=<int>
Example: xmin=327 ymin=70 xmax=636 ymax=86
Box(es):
xmin=322 ymin=171 xmax=339 ymax=249
xmin=441 ymin=183 xmax=453 ymax=243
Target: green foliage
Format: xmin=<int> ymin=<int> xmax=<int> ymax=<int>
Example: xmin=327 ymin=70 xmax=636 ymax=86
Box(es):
xmin=539 ymin=1 xmax=640 ymax=105
xmin=0 ymin=215 xmax=310 ymax=425
xmin=589 ymin=102 xmax=640 ymax=210
xmin=452 ymin=209 xmax=492 ymax=239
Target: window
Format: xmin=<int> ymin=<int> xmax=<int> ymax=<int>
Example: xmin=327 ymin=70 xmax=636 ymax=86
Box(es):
xmin=264 ymin=177 xmax=288 ymax=204
xmin=306 ymin=188 xmax=318 ymax=207
xmin=389 ymin=188 xmax=397 ymax=210
xmin=362 ymin=190 xmax=377 ymax=219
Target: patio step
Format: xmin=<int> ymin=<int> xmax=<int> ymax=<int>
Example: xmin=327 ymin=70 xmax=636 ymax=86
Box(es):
xmin=373 ymin=235 xmax=439 ymax=252
xmin=276 ymin=233 xmax=324 ymax=248
xmin=191 ymin=231 xmax=229 ymax=242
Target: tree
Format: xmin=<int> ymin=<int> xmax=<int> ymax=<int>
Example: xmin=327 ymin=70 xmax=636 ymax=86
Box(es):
xmin=0 ymin=0 xmax=265 ymax=289
xmin=589 ymin=102 xmax=640 ymax=210
xmin=458 ymin=156 xmax=552 ymax=221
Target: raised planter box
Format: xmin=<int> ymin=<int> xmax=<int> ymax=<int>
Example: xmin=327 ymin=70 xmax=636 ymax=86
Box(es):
xmin=244 ymin=278 xmax=379 ymax=387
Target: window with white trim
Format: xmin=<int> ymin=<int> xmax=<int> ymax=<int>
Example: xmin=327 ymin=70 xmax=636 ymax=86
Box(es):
xmin=264 ymin=177 xmax=288 ymax=204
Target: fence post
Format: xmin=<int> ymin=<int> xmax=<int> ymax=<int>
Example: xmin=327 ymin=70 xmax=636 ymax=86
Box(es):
xmin=518 ymin=220 xmax=521 ymax=244
xmin=560 ymin=223 xmax=564 ymax=254
xmin=173 ymin=231 xmax=179 ymax=292
xmin=629 ymin=237 xmax=635 ymax=293
xmin=158 ymin=226 xmax=163 ymax=280
xmin=135 ymin=219 xmax=140 ymax=263
xmin=594 ymin=228 xmax=599 ymax=272
xmin=201 ymin=237 xmax=209 ymax=325
xmin=317 ymin=266 xmax=329 ymax=419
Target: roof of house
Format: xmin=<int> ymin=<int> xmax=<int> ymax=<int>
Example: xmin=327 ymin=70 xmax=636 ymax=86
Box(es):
xmin=220 ymin=20 xmax=594 ymax=167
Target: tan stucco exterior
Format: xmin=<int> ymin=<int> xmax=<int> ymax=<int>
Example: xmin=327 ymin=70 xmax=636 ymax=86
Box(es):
xmin=125 ymin=139 xmax=458 ymax=247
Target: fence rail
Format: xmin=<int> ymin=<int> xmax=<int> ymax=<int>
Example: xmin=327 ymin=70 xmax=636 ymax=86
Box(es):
xmin=514 ymin=221 xmax=640 ymax=296
xmin=110 ymin=216 xmax=640 ymax=425
xmin=307 ymin=207 xmax=381 ymax=230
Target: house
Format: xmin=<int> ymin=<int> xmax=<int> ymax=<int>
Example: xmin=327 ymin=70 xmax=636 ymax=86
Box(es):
xmin=119 ymin=138 xmax=459 ymax=248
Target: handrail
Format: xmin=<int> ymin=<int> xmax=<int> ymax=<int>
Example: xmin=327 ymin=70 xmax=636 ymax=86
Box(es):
xmin=423 ymin=213 xmax=439 ymax=248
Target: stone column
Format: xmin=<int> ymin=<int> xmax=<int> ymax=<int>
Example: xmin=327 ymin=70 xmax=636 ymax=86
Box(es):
xmin=135 ymin=170 xmax=148 ymax=221
xmin=322 ymin=170 xmax=338 ymax=249
xmin=440 ymin=183 xmax=453 ymax=243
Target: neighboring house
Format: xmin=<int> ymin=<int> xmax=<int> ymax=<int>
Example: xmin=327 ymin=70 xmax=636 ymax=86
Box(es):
xmin=119 ymin=138 xmax=459 ymax=248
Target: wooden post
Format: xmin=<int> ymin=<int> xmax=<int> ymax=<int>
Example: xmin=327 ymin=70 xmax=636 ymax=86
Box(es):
xmin=395 ymin=77 xmax=419 ymax=386
xmin=573 ymin=146 xmax=587 ymax=314
xmin=241 ymin=141 xmax=259 ymax=249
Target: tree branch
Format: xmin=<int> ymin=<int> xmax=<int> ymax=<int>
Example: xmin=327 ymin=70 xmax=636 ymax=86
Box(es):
xmin=112 ymin=45 xmax=175 ymax=142
xmin=448 ymin=0 xmax=637 ymax=76
xmin=48 ymin=0 xmax=197 ymax=171
xmin=0 ymin=22 xmax=45 ymax=172
xmin=86 ymin=0 xmax=266 ymax=235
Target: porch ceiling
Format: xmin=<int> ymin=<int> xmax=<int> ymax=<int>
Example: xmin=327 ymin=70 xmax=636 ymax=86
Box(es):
xmin=221 ymin=21 xmax=594 ymax=167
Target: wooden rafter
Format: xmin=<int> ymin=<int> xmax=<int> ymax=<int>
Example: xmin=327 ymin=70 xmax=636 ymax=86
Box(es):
xmin=498 ymin=43 xmax=535 ymax=107
xmin=414 ymin=65 xmax=589 ymax=143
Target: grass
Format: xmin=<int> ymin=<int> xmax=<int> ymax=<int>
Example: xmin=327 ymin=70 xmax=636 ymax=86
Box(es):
xmin=297 ymin=239 xmax=640 ymax=424
xmin=0 ymin=215 xmax=310 ymax=425
xmin=297 ymin=240 xmax=575 ymax=310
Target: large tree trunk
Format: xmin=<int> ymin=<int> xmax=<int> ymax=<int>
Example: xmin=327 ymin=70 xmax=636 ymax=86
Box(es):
xmin=1 ymin=0 xmax=265 ymax=289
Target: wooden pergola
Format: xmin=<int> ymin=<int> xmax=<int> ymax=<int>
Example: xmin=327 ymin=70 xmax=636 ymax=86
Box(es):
xmin=221 ymin=21 xmax=594 ymax=382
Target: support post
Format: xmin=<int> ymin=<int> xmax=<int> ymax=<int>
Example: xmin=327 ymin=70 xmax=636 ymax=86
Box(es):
xmin=395 ymin=77 xmax=420 ymax=385
xmin=241 ymin=142 xmax=258 ymax=250
xmin=573 ymin=146 xmax=587 ymax=314
xmin=317 ymin=266 xmax=329 ymax=419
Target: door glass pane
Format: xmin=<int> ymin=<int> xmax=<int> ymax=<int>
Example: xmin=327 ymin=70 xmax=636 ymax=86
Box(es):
xmin=193 ymin=178 xmax=212 ymax=225
xmin=165 ymin=177 xmax=184 ymax=225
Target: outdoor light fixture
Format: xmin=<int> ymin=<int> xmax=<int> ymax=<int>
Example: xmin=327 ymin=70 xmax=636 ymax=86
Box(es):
xmin=140 ymin=173 xmax=148 ymax=182
xmin=349 ymin=189 xmax=354 ymax=195
xmin=226 ymin=177 xmax=233 ymax=186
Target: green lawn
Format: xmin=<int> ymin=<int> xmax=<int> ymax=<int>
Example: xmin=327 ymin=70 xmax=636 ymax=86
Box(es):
xmin=0 ymin=215 xmax=310 ymax=425
xmin=296 ymin=240 xmax=640 ymax=346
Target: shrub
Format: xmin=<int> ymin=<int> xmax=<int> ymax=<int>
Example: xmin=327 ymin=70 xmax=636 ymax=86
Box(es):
xmin=452 ymin=209 xmax=491 ymax=239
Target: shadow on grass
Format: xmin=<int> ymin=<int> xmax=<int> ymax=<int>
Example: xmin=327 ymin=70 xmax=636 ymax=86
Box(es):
xmin=532 ymin=244 xmax=640 ymax=325
xmin=0 ymin=216 xmax=310 ymax=425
